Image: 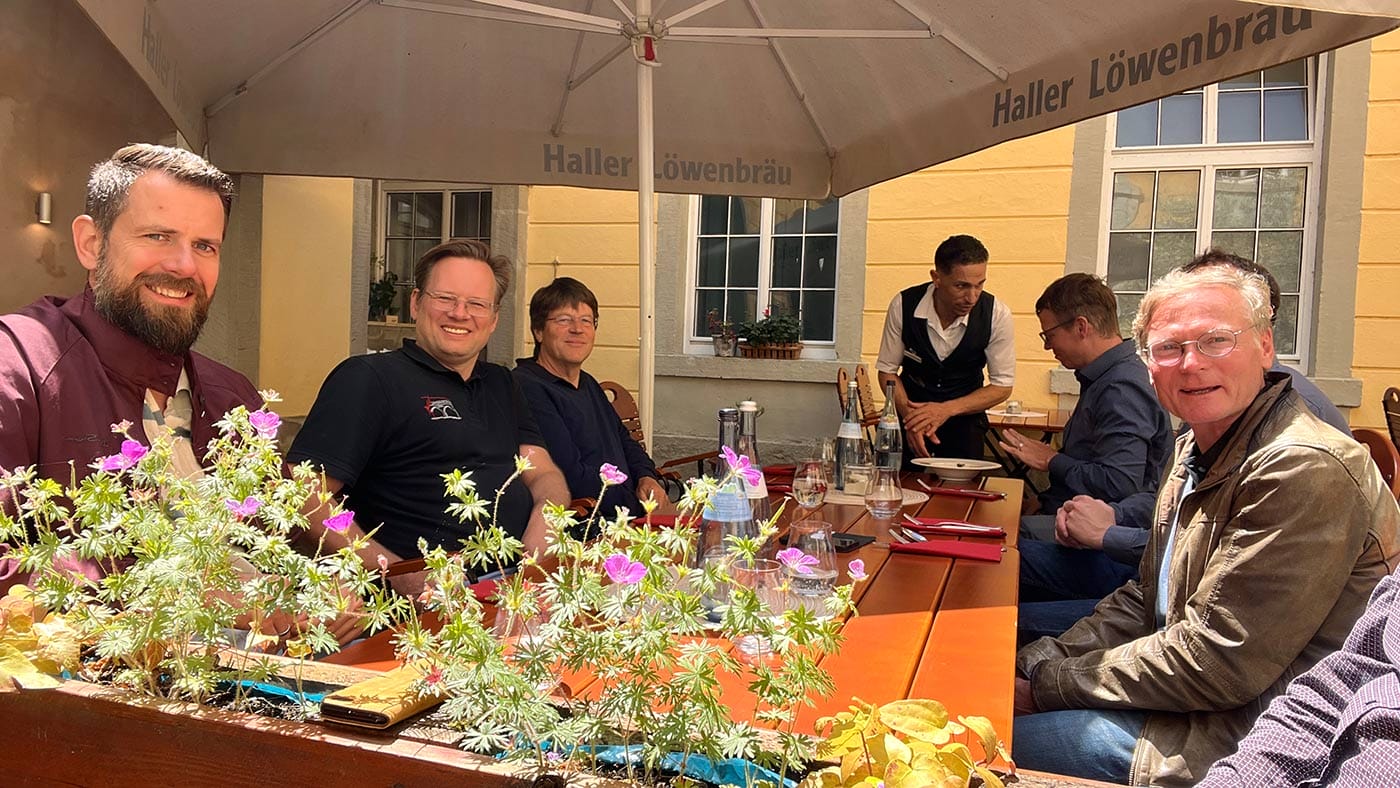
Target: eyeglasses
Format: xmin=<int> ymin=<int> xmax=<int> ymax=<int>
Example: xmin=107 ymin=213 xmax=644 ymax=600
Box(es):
xmin=546 ymin=314 xmax=598 ymax=329
xmin=421 ymin=291 xmax=497 ymax=318
xmin=1141 ymin=327 xmax=1251 ymax=366
xmin=1038 ymin=317 xmax=1078 ymax=344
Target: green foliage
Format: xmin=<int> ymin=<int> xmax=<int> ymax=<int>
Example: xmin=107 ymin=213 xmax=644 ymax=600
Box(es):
xmin=369 ymin=270 xmax=400 ymax=320
xmin=737 ymin=306 xmax=802 ymax=345
xmin=400 ymin=464 xmax=862 ymax=786
xmin=0 ymin=395 xmax=405 ymax=703
xmin=804 ymin=698 xmax=1014 ymax=787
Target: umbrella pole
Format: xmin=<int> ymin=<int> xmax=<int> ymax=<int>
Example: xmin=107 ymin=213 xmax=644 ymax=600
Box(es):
xmin=636 ymin=1 xmax=656 ymax=450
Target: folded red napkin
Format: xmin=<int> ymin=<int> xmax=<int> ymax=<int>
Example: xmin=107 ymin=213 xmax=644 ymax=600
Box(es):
xmin=889 ymin=540 xmax=1003 ymax=562
xmin=924 ymin=487 xmax=1005 ymax=501
xmin=904 ymin=518 xmax=1006 ymax=538
xmin=768 ymin=483 xmax=793 ymax=493
xmin=470 ymin=578 xmax=499 ymax=603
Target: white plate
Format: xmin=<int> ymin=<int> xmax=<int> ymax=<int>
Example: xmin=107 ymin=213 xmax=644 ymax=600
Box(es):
xmin=911 ymin=457 xmax=1001 ymax=482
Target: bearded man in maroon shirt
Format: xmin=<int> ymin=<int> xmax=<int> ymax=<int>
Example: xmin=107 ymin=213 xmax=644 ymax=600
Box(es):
xmin=0 ymin=143 xmax=259 ymax=589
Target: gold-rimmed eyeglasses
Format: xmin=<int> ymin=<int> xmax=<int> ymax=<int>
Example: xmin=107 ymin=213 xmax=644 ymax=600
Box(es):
xmin=420 ymin=290 xmax=497 ymax=318
xmin=1141 ymin=327 xmax=1251 ymax=366
xmin=546 ymin=314 xmax=598 ymax=329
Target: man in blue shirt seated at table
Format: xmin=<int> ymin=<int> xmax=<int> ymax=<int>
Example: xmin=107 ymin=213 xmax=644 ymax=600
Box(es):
xmin=998 ymin=274 xmax=1173 ymax=644
xmin=513 ymin=277 xmax=671 ymax=518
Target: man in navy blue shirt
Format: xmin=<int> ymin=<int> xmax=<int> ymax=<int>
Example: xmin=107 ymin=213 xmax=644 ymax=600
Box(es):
xmin=1000 ymin=274 xmax=1173 ymax=643
xmin=513 ymin=277 xmax=669 ymax=518
xmin=290 ymin=241 xmax=570 ymax=591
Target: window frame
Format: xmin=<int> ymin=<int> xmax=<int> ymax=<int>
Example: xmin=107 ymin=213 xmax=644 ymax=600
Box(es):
xmin=1096 ymin=57 xmax=1325 ymax=366
xmin=682 ymin=195 xmax=840 ymax=360
xmin=374 ymin=180 xmax=495 ymax=325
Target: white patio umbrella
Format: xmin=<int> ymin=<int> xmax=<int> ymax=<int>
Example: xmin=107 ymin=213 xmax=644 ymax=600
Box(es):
xmin=76 ymin=0 xmax=1399 ymax=441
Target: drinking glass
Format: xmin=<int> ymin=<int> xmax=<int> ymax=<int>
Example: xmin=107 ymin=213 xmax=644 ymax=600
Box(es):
xmin=843 ymin=463 xmax=873 ymax=496
xmin=864 ymin=466 xmax=904 ymax=520
xmin=812 ymin=437 xmax=837 ymax=481
xmin=791 ymin=459 xmax=828 ymax=515
xmin=730 ymin=559 xmax=787 ymax=661
xmin=783 ymin=520 xmax=837 ymax=615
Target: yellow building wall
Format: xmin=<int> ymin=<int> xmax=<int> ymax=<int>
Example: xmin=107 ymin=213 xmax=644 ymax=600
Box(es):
xmin=1356 ymin=30 xmax=1400 ymax=429
xmin=863 ymin=128 xmax=1077 ymax=413
xmin=525 ymin=187 xmax=644 ymax=391
xmin=259 ymin=176 xmax=355 ymax=416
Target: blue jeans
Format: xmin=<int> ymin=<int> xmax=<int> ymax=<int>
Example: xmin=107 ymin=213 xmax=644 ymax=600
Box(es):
xmin=1013 ymin=708 xmax=1148 ymax=783
xmin=1018 ymin=538 xmax=1138 ymax=644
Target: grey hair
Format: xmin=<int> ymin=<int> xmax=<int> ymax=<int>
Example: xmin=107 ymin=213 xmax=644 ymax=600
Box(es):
xmin=1132 ymin=265 xmax=1273 ymax=351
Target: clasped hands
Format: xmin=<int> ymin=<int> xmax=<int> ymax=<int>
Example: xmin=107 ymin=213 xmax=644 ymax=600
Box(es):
xmin=902 ymin=400 xmax=958 ymax=458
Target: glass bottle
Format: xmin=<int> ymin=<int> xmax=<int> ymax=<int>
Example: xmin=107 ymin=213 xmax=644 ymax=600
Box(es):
xmin=737 ymin=400 xmax=772 ymax=524
xmin=834 ymin=378 xmax=865 ymax=491
xmin=697 ymin=408 xmax=756 ymax=620
xmin=875 ymin=380 xmax=903 ymax=470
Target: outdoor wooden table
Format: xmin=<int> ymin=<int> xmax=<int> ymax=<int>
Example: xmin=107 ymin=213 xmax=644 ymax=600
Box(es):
xmin=324 ymin=474 xmax=1023 ymax=747
xmin=984 ymin=408 xmax=1071 ymax=494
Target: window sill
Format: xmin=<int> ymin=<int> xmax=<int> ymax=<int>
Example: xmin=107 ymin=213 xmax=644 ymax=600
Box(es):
xmin=655 ymin=353 xmax=853 ymax=384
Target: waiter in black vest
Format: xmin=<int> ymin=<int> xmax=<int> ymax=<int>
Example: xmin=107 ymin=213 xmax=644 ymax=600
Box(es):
xmin=876 ymin=235 xmax=1015 ymax=462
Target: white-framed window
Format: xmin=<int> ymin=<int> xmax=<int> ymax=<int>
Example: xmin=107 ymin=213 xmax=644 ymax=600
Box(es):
xmin=376 ymin=182 xmax=493 ymax=322
xmin=1100 ymin=58 xmax=1320 ymax=361
xmin=686 ymin=195 xmax=839 ymax=356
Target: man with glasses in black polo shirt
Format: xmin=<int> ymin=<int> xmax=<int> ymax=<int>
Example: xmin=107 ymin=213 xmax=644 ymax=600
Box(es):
xmin=289 ymin=240 xmax=570 ymax=592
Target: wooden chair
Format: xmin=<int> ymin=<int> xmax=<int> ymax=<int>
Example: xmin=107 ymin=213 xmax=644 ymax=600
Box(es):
xmin=1354 ymin=427 xmax=1400 ymax=500
xmin=1384 ymin=387 xmax=1400 ymax=453
xmin=835 ymin=365 xmax=880 ymax=442
xmin=599 ymin=381 xmax=715 ymax=481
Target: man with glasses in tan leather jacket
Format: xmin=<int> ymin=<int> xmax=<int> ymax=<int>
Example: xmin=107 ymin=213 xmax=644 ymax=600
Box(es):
xmin=1011 ymin=263 xmax=1400 ymax=786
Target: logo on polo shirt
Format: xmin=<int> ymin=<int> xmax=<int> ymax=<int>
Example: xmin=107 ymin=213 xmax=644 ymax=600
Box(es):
xmin=422 ymin=396 xmax=461 ymax=421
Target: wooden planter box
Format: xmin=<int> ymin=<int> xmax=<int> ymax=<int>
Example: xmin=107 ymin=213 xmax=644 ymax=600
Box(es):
xmin=738 ymin=341 xmax=804 ymax=360
xmin=0 ymin=661 xmax=623 ymax=788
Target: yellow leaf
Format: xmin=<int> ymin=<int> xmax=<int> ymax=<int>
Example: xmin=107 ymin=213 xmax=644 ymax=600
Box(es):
xmin=907 ymin=741 xmax=952 ymax=776
xmin=868 ymin=732 xmax=913 ymax=767
xmin=956 ymin=715 xmax=1008 ymax=765
xmin=974 ymin=766 xmax=1005 ymax=788
xmin=880 ymin=699 xmax=952 ymax=743
xmin=0 ymin=643 xmax=61 ymax=690
xmin=32 ymin=617 xmax=81 ymax=674
xmin=933 ymin=744 xmax=974 ymax=784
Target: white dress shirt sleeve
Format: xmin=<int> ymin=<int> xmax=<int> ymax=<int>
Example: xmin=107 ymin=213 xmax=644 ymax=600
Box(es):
xmin=984 ymin=297 xmax=1016 ymax=388
xmin=875 ymin=291 xmax=907 ymax=375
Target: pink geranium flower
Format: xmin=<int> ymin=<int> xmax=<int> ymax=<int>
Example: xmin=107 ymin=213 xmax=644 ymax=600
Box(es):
xmin=322 ymin=510 xmax=355 ymax=533
xmin=603 ymin=553 xmax=646 ymax=585
xmin=777 ymin=547 xmax=819 ymax=575
xmin=847 ymin=559 xmax=868 ymax=581
xmin=249 ymin=410 xmax=281 ymax=439
xmin=224 ymin=496 xmax=262 ymax=519
xmin=424 ymin=665 xmax=443 ymax=687
xmin=720 ymin=445 xmax=763 ymax=488
xmin=599 ymin=463 xmax=628 ymax=486
xmin=99 ymin=439 xmax=149 ymax=472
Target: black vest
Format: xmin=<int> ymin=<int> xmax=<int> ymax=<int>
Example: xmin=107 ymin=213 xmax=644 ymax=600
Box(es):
xmin=898 ymin=284 xmax=996 ymax=403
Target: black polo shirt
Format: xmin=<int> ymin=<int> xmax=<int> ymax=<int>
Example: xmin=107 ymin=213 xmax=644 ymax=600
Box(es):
xmin=288 ymin=340 xmax=545 ymax=558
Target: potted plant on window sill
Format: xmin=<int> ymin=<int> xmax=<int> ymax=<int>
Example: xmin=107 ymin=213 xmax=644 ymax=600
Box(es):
xmin=706 ymin=308 xmax=738 ymax=357
xmin=737 ymin=307 xmax=803 ymax=360
xmin=369 ymin=271 xmax=400 ymax=323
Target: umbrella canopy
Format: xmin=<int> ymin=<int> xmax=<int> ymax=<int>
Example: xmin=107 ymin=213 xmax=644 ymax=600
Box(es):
xmin=75 ymin=0 xmax=1399 ymax=437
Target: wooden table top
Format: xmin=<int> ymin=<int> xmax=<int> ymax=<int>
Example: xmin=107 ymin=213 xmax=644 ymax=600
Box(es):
xmin=988 ymin=408 xmax=1072 ymax=434
xmin=323 ymin=474 xmax=1023 ymax=747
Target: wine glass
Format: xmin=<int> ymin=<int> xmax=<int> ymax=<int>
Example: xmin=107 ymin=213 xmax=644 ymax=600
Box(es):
xmin=791 ymin=459 xmax=828 ymax=517
xmin=864 ymin=466 xmax=903 ymax=520
xmin=812 ymin=437 xmax=836 ymax=482
xmin=783 ymin=520 xmax=837 ymax=615
xmin=730 ymin=558 xmax=787 ymax=661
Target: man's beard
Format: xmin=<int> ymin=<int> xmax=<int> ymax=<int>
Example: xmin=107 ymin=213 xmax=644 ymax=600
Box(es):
xmin=92 ymin=247 xmax=211 ymax=356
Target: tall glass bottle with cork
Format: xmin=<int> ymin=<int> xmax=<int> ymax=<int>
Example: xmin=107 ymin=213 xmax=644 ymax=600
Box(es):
xmin=875 ymin=381 xmax=903 ymax=470
xmin=737 ymin=400 xmax=772 ymax=524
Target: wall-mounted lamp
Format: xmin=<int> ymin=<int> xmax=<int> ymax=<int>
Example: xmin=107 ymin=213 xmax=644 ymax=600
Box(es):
xmin=36 ymin=192 xmax=52 ymax=225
